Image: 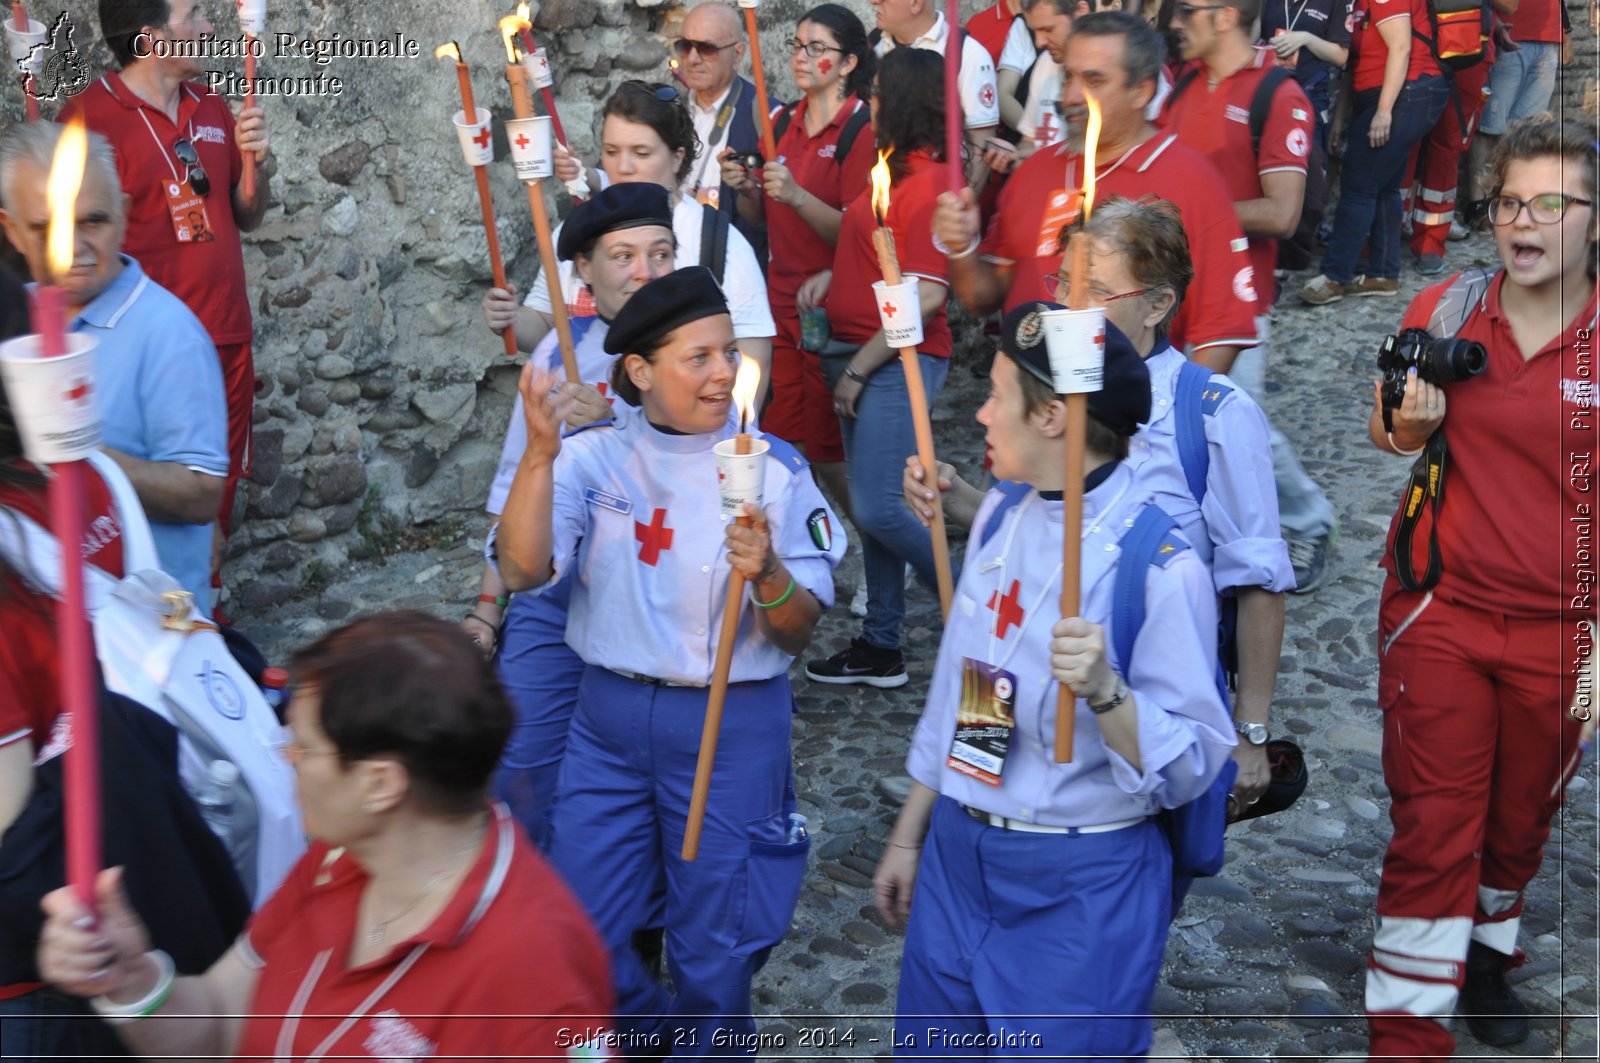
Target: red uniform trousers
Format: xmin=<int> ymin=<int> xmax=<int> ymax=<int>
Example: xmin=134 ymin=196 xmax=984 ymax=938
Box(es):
xmin=216 ymin=340 xmax=254 ymax=537
xmin=1367 ymin=586 xmax=1586 ymax=1062
xmin=1406 ymin=64 xmax=1492 ymax=258
xmin=762 ymin=298 xmax=845 ymax=463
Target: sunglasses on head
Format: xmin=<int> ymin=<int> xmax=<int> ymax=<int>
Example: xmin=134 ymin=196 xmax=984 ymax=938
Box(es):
xmin=622 ymin=80 xmax=681 ymax=104
xmin=172 ymin=137 xmax=210 ymax=198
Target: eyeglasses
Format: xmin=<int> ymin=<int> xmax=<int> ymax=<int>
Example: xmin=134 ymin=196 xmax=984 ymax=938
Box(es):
xmin=274 ymin=726 xmax=339 ymax=763
xmin=1044 ymin=275 xmax=1151 ymax=305
xmin=673 ymin=37 xmax=740 ymax=59
xmin=622 ymin=80 xmax=681 ymax=104
xmin=172 ymin=137 xmax=210 ymax=198
xmin=1172 ymin=2 xmax=1226 ymax=19
xmin=1488 ymin=192 xmax=1593 ymax=226
xmin=787 ymin=39 xmax=843 ymax=58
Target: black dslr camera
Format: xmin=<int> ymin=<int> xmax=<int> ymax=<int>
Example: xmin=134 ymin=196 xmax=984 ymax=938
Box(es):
xmin=734 ymin=152 xmax=764 ymax=170
xmin=1378 ymin=327 xmax=1487 ymax=416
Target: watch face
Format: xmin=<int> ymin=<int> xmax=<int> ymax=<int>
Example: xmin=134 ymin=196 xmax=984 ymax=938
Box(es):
xmin=1239 ymin=723 xmax=1268 ymax=745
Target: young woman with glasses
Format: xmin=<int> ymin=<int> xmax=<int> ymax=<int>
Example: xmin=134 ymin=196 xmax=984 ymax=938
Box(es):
xmin=1363 ymin=115 xmax=1598 ymax=1061
xmin=718 ymin=3 xmax=877 ymax=519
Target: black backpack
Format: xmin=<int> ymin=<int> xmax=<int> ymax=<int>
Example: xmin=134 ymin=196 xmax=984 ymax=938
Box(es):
xmin=771 ymin=101 xmax=874 ymax=169
xmin=1165 ymin=64 xmax=1327 ymax=273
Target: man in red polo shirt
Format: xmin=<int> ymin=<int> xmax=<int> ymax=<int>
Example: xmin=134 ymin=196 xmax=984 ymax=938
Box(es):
xmin=967 ymin=0 xmax=1025 ymax=62
xmin=60 ymin=0 xmax=271 ymax=588
xmin=932 ymin=11 xmax=1258 ymax=375
xmin=1163 ymin=0 xmax=1335 ymax=592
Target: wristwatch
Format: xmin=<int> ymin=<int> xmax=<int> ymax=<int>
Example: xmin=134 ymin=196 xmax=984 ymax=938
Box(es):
xmin=1235 ymin=721 xmax=1270 ymax=746
xmin=1087 ymin=675 xmax=1130 ymax=715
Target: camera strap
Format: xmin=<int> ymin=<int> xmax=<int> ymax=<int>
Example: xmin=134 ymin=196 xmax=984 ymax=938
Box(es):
xmin=1391 ymin=429 xmax=1450 ymax=591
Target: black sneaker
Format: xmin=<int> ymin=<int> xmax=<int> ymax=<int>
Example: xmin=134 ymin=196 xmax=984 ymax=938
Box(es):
xmin=805 ymin=637 xmax=909 ymax=688
xmin=1460 ymin=941 xmax=1531 ymax=1047
xmin=1288 ymin=534 xmax=1330 ymax=594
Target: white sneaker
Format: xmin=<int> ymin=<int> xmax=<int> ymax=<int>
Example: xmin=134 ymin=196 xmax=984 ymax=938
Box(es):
xmin=1448 ymin=218 xmax=1471 ymax=242
xmin=849 ymin=579 xmax=868 ymax=618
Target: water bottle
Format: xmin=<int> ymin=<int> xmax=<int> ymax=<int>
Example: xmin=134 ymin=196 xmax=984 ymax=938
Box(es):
xmin=261 ymin=666 xmax=290 ymax=719
xmin=197 ymin=759 xmax=240 ymax=849
xmin=786 ymin=812 xmax=808 ymax=846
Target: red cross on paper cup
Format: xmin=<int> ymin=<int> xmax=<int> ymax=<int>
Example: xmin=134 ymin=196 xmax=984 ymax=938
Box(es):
xmin=65 ymin=378 xmax=92 ymax=405
xmin=713 ymin=437 xmax=771 ymax=518
xmin=0 ymin=333 xmax=104 ymax=465
xmin=872 ymin=279 xmax=924 ymax=350
xmin=1040 ymin=305 xmax=1107 ymax=395
xmin=505 ymin=116 xmax=554 ymax=181
xmin=453 ymin=107 xmax=496 ymax=168
xmin=238 ymin=0 xmax=265 ymax=34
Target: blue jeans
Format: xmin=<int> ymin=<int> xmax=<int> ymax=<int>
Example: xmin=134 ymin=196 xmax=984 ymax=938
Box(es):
xmin=0 ymin=987 xmax=128 ymax=1058
xmin=1322 ymin=76 xmax=1450 ymax=283
xmin=1480 ymin=41 xmax=1560 ymax=135
xmin=823 ymin=351 xmax=951 ymax=651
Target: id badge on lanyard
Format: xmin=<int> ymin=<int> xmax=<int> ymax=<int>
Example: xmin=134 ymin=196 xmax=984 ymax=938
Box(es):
xmin=140 ymin=109 xmax=214 ymax=244
xmin=1035 ymin=187 xmax=1082 ymax=259
xmin=946 ymin=658 xmax=1019 ymax=786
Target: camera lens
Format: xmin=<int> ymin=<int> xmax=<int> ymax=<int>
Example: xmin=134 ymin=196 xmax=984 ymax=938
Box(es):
xmin=1425 ymin=337 xmax=1488 ymax=384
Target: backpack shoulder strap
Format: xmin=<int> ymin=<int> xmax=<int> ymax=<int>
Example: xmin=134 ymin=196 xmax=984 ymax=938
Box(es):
xmin=1173 ymin=360 xmax=1220 ymax=506
xmin=1111 ymin=505 xmax=1186 ymax=672
xmin=699 ymin=202 xmax=729 ymax=284
xmin=1427 ymin=267 xmax=1497 ymax=338
xmin=1162 ymin=66 xmax=1203 ymax=122
xmin=836 ymin=103 xmax=873 ymax=166
xmin=1247 ymin=65 xmax=1293 ymax=157
xmin=975 ymin=480 xmax=1033 ymax=550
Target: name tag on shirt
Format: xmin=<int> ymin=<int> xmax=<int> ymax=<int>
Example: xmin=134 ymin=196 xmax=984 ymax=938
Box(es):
xmin=163 ymin=178 xmax=214 ymax=244
xmin=584 ymin=488 xmax=633 ymax=516
xmin=1036 ymin=189 xmax=1080 ymax=259
xmin=946 ymin=658 xmax=1018 ymax=787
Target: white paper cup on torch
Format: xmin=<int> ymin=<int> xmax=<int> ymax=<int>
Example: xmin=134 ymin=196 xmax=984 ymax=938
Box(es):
xmin=452 ymin=107 xmax=495 ymax=167
xmin=714 ymin=438 xmax=770 ymax=519
xmin=506 ymin=116 xmax=554 ymax=181
xmin=5 ymin=16 xmax=47 ymax=74
xmin=872 ymin=279 xmax=923 ymax=349
xmin=237 ymin=0 xmax=266 ymax=34
xmin=0 ymin=334 xmax=102 ymax=464
xmin=735 ymin=0 xmax=761 ymax=8
xmin=524 ymin=47 xmax=554 ymax=89
xmin=1040 ymin=306 xmax=1106 ymax=394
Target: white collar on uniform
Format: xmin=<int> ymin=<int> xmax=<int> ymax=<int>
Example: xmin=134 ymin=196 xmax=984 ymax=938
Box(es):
xmin=692 ymin=81 xmax=735 ymax=117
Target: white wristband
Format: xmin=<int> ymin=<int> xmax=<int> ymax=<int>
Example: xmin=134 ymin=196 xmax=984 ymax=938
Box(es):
xmin=1386 ymin=432 xmax=1424 ymax=457
xmin=91 ymin=949 xmax=176 ymax=1024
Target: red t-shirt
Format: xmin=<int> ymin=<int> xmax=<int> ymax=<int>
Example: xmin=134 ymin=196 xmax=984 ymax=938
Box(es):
xmin=980 ymin=133 xmax=1259 ymax=353
xmin=1383 ymin=273 xmax=1600 ymax=618
xmin=0 ymin=464 xmax=124 ymax=754
xmin=767 ymin=96 xmax=876 ymax=305
xmin=59 ymin=74 xmax=253 ymax=345
xmin=237 ymin=805 xmax=614 ymax=1060
xmin=1161 ymin=50 xmax=1314 ymax=307
xmin=827 ymin=150 xmax=953 ymax=356
xmin=1349 ymin=0 xmax=1442 ymax=93
xmin=1502 ymin=0 xmax=1564 ymax=42
xmin=965 ymin=1 xmax=1019 ymax=63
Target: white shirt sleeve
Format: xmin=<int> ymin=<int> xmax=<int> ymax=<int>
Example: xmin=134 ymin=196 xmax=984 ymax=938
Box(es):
xmin=997 ymin=15 xmax=1037 ymax=74
xmin=523 ymin=219 xmax=579 ymax=315
xmin=722 ymin=226 xmax=776 ymax=339
xmin=959 ymin=35 xmax=1001 ymax=129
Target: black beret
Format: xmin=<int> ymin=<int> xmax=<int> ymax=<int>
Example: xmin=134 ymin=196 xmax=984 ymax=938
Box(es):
xmin=556 ymin=182 xmax=674 ymax=261
xmin=603 ymin=266 xmax=730 ymax=355
xmin=998 ymin=301 xmax=1151 ymax=437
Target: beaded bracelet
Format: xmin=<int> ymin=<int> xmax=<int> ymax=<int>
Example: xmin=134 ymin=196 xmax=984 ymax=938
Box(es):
xmin=91 ymin=949 xmax=175 ymax=1024
xmin=752 ymin=578 xmax=796 ymax=609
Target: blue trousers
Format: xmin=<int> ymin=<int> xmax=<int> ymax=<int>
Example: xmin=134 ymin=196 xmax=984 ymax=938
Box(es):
xmin=823 ymin=351 xmax=951 ymax=651
xmin=1321 ymin=76 xmax=1450 ymax=283
xmin=895 ymin=798 xmax=1172 ymax=1061
xmin=492 ymin=582 xmax=583 ymax=851
xmin=548 ymin=666 xmax=809 ymax=1059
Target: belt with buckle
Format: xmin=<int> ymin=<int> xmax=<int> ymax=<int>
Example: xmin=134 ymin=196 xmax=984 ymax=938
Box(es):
xmin=962 ymin=804 xmax=1145 ymax=836
xmin=609 ymin=669 xmax=705 ymax=689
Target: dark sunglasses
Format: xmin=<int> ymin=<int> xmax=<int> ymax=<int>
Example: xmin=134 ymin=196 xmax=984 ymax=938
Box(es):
xmin=622 ymin=80 xmax=681 ymax=104
xmin=172 ymin=138 xmax=210 ymax=198
xmin=673 ymin=37 xmax=739 ymax=59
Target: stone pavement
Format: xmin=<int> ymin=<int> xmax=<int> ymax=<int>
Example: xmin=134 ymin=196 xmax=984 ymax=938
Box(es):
xmin=244 ymin=230 xmax=1598 ymax=1059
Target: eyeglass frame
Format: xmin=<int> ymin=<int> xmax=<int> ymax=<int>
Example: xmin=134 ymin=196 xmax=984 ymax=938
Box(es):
xmin=673 ymin=37 xmax=741 ymax=59
xmin=786 ymin=39 xmax=844 ymax=59
xmin=171 ymin=137 xmax=211 ymax=198
xmin=1487 ymin=192 xmax=1594 ymax=227
xmin=1044 ymin=273 xmax=1153 ymax=305
xmin=620 ymin=79 xmax=682 ymax=104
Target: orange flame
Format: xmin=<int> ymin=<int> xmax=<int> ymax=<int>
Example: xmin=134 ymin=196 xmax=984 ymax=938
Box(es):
xmin=47 ymin=118 xmax=87 ymax=282
xmin=732 ymin=354 xmax=761 ymax=433
xmin=498 ymin=15 xmax=529 ymax=63
xmin=1082 ymin=92 xmax=1101 ymax=220
xmin=434 ymin=41 xmax=462 ymax=62
xmin=869 ymin=149 xmax=893 ymax=225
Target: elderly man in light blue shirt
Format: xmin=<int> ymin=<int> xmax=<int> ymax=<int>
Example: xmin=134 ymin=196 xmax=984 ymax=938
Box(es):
xmin=0 ymin=122 xmax=228 ymax=609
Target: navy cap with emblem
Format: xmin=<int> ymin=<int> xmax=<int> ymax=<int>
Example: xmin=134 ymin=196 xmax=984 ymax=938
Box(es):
xmin=556 ymin=182 xmax=674 ymax=261
xmin=604 ymin=266 xmax=730 ymax=355
xmin=998 ymin=301 xmax=1151 ymax=437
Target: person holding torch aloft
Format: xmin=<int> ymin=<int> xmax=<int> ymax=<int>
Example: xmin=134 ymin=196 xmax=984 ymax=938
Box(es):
xmin=493 ymin=267 xmax=844 ymax=1057
xmin=873 ymin=305 xmax=1234 ymax=1060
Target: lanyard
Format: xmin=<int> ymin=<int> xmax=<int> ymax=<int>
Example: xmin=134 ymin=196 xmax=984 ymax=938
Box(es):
xmin=136 ymin=107 xmax=193 ymax=186
xmin=1283 ymin=0 xmax=1309 ymax=34
xmin=690 ymin=79 xmax=745 ymax=191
